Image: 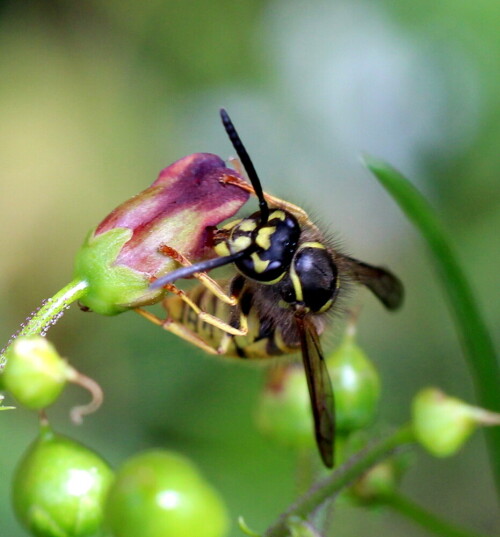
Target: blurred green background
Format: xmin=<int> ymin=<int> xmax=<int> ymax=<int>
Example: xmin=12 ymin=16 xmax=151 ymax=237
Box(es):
xmin=1 ymin=1 xmax=499 ymax=535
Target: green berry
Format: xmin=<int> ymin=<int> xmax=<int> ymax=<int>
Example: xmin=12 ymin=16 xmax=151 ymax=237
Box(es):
xmin=350 ymin=460 xmax=400 ymax=503
xmin=105 ymin=450 xmax=229 ymax=537
xmin=3 ymin=336 xmax=70 ymax=410
xmin=412 ymin=387 xmax=500 ymax=457
xmin=344 ymin=430 xmax=412 ymax=504
xmin=254 ymin=366 xmax=315 ymax=450
xmin=12 ymin=427 xmax=114 ymax=537
xmin=327 ymin=331 xmax=380 ymax=433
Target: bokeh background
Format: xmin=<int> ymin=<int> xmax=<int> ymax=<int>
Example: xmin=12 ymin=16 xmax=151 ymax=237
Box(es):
xmin=1 ymin=1 xmax=499 ymax=535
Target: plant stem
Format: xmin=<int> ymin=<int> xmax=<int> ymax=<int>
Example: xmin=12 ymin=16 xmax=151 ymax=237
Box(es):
xmin=265 ymin=425 xmax=415 ymax=537
xmin=1 ymin=279 xmax=88 ymax=365
xmin=384 ymin=491 xmax=493 ymax=537
xmin=364 ymin=156 xmax=500 ymax=499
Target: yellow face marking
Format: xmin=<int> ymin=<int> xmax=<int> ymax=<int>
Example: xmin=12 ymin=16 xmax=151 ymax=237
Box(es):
xmin=255 ymin=226 xmax=275 ymax=250
xmin=300 ymin=241 xmax=326 ymax=250
xmin=251 ymin=252 xmax=270 ymax=273
xmin=214 ymin=242 xmax=231 ymax=256
xmin=289 ymin=264 xmax=303 ymax=302
xmin=238 ymin=219 xmax=258 ymax=232
xmin=270 ymin=209 xmax=286 ymax=221
xmin=232 ymin=235 xmax=253 ymax=252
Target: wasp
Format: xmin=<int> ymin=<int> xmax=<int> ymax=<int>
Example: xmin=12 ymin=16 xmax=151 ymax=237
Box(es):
xmin=137 ymin=110 xmax=403 ymax=468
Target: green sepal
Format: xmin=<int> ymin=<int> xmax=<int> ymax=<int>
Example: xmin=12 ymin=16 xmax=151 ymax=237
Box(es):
xmin=73 ymin=228 xmax=161 ymax=315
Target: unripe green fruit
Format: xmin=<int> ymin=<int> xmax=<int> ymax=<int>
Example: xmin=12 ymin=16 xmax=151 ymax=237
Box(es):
xmin=3 ymin=336 xmax=69 ymax=410
xmin=12 ymin=427 xmax=114 ymax=537
xmin=350 ymin=460 xmax=399 ymax=503
xmin=412 ymin=387 xmax=500 ymax=457
xmin=327 ymin=332 xmax=380 ymax=432
xmin=105 ymin=450 xmax=229 ymax=537
xmin=254 ymin=366 xmax=315 ymax=450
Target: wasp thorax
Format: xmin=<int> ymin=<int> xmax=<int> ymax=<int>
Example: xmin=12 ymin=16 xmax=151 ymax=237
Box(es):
xmin=216 ymin=209 xmax=301 ymax=284
xmin=280 ymin=243 xmax=339 ymax=313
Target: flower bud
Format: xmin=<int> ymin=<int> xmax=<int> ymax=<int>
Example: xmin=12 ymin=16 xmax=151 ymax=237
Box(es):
xmin=412 ymin=387 xmax=500 ymax=457
xmin=254 ymin=366 xmax=316 ymax=451
xmin=3 ymin=336 xmax=69 ymax=410
xmin=105 ymin=450 xmax=229 ymax=537
xmin=12 ymin=426 xmax=114 ymax=537
xmin=350 ymin=460 xmax=402 ymax=503
xmin=344 ymin=430 xmax=412 ymax=504
xmin=2 ymin=336 xmax=103 ymax=421
xmin=286 ymin=516 xmax=323 ymax=537
xmin=327 ymin=330 xmax=380 ymax=433
xmin=73 ymin=154 xmax=249 ymax=315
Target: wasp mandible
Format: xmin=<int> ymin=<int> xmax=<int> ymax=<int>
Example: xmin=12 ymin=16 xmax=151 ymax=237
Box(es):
xmin=138 ymin=110 xmax=404 ymax=468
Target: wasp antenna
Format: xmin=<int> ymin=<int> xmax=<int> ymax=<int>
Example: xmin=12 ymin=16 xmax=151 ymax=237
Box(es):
xmin=220 ymin=108 xmax=269 ymax=223
xmin=150 ymin=250 xmax=248 ymax=289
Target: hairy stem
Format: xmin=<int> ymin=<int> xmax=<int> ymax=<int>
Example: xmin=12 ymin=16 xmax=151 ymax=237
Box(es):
xmin=1 ymin=279 xmax=88 ymax=366
xmin=265 ymin=425 xmax=415 ymax=537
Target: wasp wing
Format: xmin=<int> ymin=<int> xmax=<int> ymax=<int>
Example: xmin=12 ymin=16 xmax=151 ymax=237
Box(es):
xmin=295 ymin=314 xmax=335 ymax=468
xmin=342 ymin=256 xmax=404 ymax=311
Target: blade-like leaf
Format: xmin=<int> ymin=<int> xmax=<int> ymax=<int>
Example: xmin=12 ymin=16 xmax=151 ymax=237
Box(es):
xmin=363 ymin=155 xmax=500 ymax=498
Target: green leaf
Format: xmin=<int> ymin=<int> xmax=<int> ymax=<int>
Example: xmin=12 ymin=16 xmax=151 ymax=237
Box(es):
xmin=363 ymin=155 xmax=500 ymax=498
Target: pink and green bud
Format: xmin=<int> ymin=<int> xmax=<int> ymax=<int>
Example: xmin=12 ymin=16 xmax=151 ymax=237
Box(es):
xmin=73 ymin=154 xmax=249 ymax=315
xmin=412 ymin=387 xmax=500 ymax=457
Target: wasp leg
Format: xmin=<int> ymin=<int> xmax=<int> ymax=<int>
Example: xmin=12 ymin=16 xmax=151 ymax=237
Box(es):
xmin=135 ymin=308 xmax=219 ymax=355
xmin=213 ymin=276 xmax=252 ymax=355
xmin=206 ymin=274 xmax=248 ymax=354
xmin=162 ymin=283 xmax=247 ymax=336
xmin=135 ymin=305 xmax=247 ymax=357
xmin=158 ymin=245 xmax=238 ymax=306
xmin=222 ymin=168 xmax=313 ymax=226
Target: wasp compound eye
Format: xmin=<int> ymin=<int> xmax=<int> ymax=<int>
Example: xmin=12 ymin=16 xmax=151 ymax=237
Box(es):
xmin=293 ymin=245 xmax=338 ymax=313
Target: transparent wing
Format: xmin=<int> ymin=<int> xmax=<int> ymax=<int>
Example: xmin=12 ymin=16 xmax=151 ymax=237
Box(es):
xmin=343 ymin=256 xmax=404 ymax=311
xmin=295 ymin=314 xmax=335 ymax=468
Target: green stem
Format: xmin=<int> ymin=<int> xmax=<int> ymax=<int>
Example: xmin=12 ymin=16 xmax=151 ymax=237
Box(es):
xmin=264 ymin=425 xmax=415 ymax=537
xmin=1 ymin=279 xmax=88 ymax=365
xmin=363 ymin=156 xmax=500 ymax=498
xmin=385 ymin=491 xmax=493 ymax=537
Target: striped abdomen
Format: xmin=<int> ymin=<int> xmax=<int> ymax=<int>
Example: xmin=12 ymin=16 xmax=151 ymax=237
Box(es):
xmin=162 ymin=280 xmax=325 ymax=359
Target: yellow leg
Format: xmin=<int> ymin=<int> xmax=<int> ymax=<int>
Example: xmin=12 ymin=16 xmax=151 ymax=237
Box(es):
xmin=214 ymin=306 xmax=248 ymax=354
xmin=158 ymin=245 xmax=238 ymax=306
xmin=165 ymin=284 xmax=247 ymax=337
xmin=135 ymin=308 xmax=219 ymax=355
xmin=222 ymin=168 xmax=313 ymax=227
